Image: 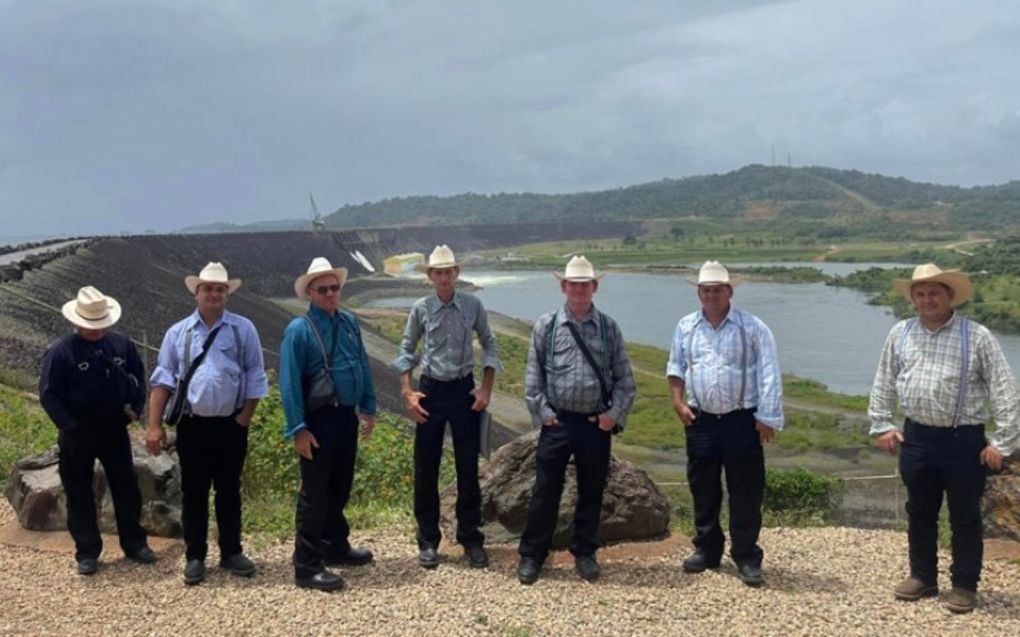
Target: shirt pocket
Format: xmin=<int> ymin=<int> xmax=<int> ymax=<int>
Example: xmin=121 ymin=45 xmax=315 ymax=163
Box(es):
xmin=214 ymin=339 xmax=242 ymax=379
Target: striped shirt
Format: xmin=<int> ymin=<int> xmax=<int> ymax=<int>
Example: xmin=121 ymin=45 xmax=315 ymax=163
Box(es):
xmin=666 ymin=306 xmax=784 ymax=430
xmin=391 ymin=291 xmax=502 ymax=380
xmin=524 ymin=303 xmax=636 ymax=429
xmin=869 ymin=313 xmax=1020 ymax=454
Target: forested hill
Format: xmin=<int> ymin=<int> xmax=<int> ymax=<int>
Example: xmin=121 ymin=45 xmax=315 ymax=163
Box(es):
xmin=182 ymin=164 xmax=1020 ymax=233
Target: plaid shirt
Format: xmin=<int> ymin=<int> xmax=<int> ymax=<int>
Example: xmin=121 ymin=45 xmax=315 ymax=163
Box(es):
xmin=869 ymin=313 xmax=1020 ymax=454
xmin=524 ymin=303 xmax=636 ymax=429
xmin=666 ymin=306 xmax=784 ymax=430
xmin=392 ymin=291 xmax=502 ymax=380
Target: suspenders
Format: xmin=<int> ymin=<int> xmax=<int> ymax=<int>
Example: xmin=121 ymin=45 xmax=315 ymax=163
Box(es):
xmin=894 ymin=316 xmax=970 ymax=427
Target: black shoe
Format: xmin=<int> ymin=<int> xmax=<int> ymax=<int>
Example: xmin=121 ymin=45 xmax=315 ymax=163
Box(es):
xmin=323 ymin=547 xmax=374 ymax=567
xmin=126 ymin=546 xmax=157 ymax=565
xmin=77 ymin=558 xmax=99 ymax=576
xmin=575 ymin=554 xmax=601 ymax=581
xmin=220 ymin=553 xmax=257 ymax=577
xmin=738 ymin=563 xmax=764 ymax=587
xmin=682 ymin=550 xmax=721 ymax=573
xmin=465 ymin=545 xmax=489 ymax=569
xmin=295 ymin=570 xmax=346 ymax=592
xmin=183 ymin=559 xmax=206 ymax=586
xmin=517 ymin=557 xmax=541 ymax=585
xmin=418 ymin=545 xmax=440 ymax=569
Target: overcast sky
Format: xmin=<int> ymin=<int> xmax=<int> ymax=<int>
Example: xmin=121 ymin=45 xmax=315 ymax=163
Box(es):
xmin=2 ymin=0 xmax=1018 ymax=237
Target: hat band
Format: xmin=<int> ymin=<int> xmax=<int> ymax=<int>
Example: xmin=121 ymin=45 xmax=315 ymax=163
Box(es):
xmin=76 ymin=307 xmax=109 ymax=321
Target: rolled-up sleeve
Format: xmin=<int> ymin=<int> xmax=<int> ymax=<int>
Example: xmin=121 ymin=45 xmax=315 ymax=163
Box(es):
xmin=241 ymin=321 xmax=269 ymax=400
xmin=474 ymin=301 xmax=503 ymax=372
xmin=868 ymin=325 xmax=902 ymax=437
xmin=752 ymin=320 xmax=784 ymax=431
xmin=392 ymin=303 xmax=424 ymax=374
xmin=149 ymin=325 xmax=181 ymax=389
xmin=666 ymin=319 xmax=688 ymax=380
xmin=524 ymin=315 xmax=556 ymax=427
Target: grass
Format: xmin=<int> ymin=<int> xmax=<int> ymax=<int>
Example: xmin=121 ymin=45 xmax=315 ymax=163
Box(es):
xmin=0 ymin=386 xmax=57 ymax=487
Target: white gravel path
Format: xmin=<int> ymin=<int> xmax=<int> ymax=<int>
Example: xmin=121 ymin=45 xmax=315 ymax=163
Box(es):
xmin=1 ymin=501 xmax=1018 ymax=636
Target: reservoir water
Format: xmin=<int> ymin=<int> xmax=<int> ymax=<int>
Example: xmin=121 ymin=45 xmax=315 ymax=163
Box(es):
xmin=367 ymin=264 xmax=1020 ymax=396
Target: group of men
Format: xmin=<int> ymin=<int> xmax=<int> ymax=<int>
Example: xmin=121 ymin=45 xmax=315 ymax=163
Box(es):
xmin=38 ymin=247 xmax=1017 ymax=613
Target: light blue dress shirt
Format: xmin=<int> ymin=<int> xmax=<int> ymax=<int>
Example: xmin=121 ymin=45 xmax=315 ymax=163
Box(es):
xmin=150 ymin=309 xmax=269 ymax=417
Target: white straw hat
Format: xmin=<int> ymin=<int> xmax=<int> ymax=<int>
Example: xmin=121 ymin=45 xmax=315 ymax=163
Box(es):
xmin=426 ymin=245 xmax=458 ymax=269
xmin=185 ymin=262 xmax=241 ymax=294
xmin=553 ymin=255 xmax=604 ymax=282
xmin=61 ymin=286 xmax=122 ymax=329
xmin=892 ymin=263 xmax=973 ymax=307
xmin=689 ymin=260 xmax=742 ymax=287
xmin=294 ymin=257 xmax=349 ymax=299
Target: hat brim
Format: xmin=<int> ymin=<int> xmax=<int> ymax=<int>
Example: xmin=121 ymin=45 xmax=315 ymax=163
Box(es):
xmin=418 ymin=261 xmax=459 ymax=272
xmin=61 ymin=298 xmax=122 ymax=329
xmin=294 ymin=268 xmax=349 ymax=299
xmin=185 ymin=276 xmax=241 ymax=295
xmin=684 ymin=277 xmax=743 ymax=288
xmin=892 ymin=272 xmax=973 ymax=307
xmin=553 ymin=273 xmax=605 ymax=282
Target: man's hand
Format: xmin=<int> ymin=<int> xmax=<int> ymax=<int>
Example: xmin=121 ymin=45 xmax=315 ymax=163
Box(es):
xmin=359 ymin=413 xmax=376 ymax=440
xmin=675 ymin=403 xmax=695 ymax=427
xmin=876 ymin=430 xmax=904 ymax=454
xmin=980 ymin=445 xmax=1004 ymax=471
xmin=293 ymin=429 xmax=320 ymax=460
xmin=543 ymin=416 xmax=560 ymax=427
xmin=234 ymin=414 xmax=252 ymax=428
xmin=403 ymin=390 xmax=429 ymax=424
xmin=145 ymin=425 xmax=167 ymax=456
xmin=755 ymin=421 xmax=775 ymax=444
xmin=592 ymin=413 xmax=616 ymax=432
xmin=471 ymin=386 xmax=491 ymax=412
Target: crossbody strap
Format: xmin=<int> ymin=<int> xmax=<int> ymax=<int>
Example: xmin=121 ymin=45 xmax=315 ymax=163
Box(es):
xmin=564 ymin=320 xmax=612 ymax=409
xmin=179 ymin=324 xmax=223 ymax=391
xmin=303 ymin=315 xmax=331 ymax=373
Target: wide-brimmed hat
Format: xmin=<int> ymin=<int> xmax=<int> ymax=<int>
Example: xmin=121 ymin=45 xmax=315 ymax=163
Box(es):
xmin=185 ymin=262 xmax=241 ymax=294
xmin=688 ymin=260 xmax=742 ymax=288
xmin=294 ymin=257 xmax=349 ymax=298
xmin=553 ymin=255 xmax=604 ymax=282
xmin=61 ymin=286 xmax=122 ymax=329
xmin=426 ymin=244 xmax=459 ymax=270
xmin=892 ymin=263 xmax=972 ymax=307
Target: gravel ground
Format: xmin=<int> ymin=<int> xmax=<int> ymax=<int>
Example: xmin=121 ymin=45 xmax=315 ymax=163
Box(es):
xmin=2 ymin=501 xmax=1018 ymax=636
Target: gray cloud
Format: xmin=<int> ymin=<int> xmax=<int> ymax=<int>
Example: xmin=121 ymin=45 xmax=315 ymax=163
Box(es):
xmin=1 ymin=0 xmax=1016 ymax=237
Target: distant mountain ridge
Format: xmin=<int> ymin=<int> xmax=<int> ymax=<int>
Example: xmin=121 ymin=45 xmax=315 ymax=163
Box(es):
xmin=180 ymin=164 xmax=1020 ymax=233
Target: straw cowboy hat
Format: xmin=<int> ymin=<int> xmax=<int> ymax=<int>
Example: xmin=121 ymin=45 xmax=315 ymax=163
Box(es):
xmin=61 ymin=286 xmax=122 ymax=329
xmin=185 ymin=262 xmax=241 ymax=294
xmin=688 ymin=260 xmax=742 ymax=287
xmin=554 ymin=255 xmax=604 ymax=282
xmin=892 ymin=263 xmax=973 ymax=307
xmin=294 ymin=257 xmax=349 ymax=298
xmin=426 ymin=245 xmax=459 ymax=270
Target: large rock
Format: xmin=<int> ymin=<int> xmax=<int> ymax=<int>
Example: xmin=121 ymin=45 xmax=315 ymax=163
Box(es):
xmin=5 ymin=432 xmax=183 ymax=537
xmin=440 ymin=429 xmax=671 ymax=546
xmin=983 ymin=453 xmax=1020 ymax=541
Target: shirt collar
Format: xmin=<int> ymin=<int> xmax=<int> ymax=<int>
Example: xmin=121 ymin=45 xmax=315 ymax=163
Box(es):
xmin=694 ymin=306 xmax=738 ymax=329
xmin=429 ymin=291 xmax=461 ymax=314
xmin=307 ymin=303 xmax=341 ymax=323
xmin=187 ymin=309 xmax=234 ymax=331
xmin=560 ymin=302 xmax=596 ymax=324
xmin=920 ymin=311 xmax=958 ymax=335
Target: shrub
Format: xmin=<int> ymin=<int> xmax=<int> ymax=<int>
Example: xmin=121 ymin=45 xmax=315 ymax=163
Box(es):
xmin=763 ymin=467 xmax=840 ymax=524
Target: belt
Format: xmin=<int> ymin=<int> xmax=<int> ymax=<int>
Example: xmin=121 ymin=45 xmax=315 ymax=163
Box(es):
xmin=551 ymin=406 xmax=599 ymax=420
xmin=691 ymin=407 xmax=755 ymax=420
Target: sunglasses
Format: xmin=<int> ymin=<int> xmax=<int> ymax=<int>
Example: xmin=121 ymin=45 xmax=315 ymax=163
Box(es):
xmin=312 ymin=284 xmax=341 ymax=295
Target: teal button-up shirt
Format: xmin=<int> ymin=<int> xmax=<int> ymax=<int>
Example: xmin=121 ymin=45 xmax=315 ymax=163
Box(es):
xmin=279 ymin=304 xmax=377 ymax=439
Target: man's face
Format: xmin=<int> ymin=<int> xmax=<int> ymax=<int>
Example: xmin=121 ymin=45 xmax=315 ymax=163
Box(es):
xmin=560 ymin=279 xmax=598 ymax=307
xmin=697 ymin=283 xmax=733 ymax=315
xmin=76 ymin=327 xmax=107 ymax=342
xmin=195 ymin=283 xmax=229 ymax=315
xmin=910 ymin=282 xmax=954 ymax=322
xmin=427 ymin=266 xmax=459 ymax=293
xmin=308 ymin=274 xmax=342 ymax=313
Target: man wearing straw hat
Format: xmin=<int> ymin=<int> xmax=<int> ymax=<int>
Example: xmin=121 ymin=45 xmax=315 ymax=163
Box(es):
xmin=869 ymin=263 xmax=1019 ymax=613
xmin=516 ymin=255 xmax=635 ymax=585
xmin=392 ymin=245 xmax=502 ymax=570
xmin=146 ymin=262 xmax=268 ymax=585
xmin=666 ymin=260 xmax=783 ymax=587
xmin=279 ymin=257 xmax=377 ymax=592
xmin=40 ymin=286 xmax=156 ymax=575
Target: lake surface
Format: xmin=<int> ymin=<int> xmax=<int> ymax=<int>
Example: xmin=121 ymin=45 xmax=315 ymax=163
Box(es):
xmin=367 ymin=265 xmax=1020 ymax=396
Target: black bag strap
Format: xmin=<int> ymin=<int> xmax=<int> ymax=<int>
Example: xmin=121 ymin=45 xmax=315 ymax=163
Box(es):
xmin=96 ymin=337 xmax=141 ymax=391
xmin=179 ymin=325 xmax=224 ymax=390
xmin=563 ymin=320 xmax=612 ymax=409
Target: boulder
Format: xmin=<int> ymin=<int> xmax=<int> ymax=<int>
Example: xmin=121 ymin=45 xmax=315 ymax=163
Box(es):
xmin=5 ymin=432 xmax=183 ymax=537
xmin=983 ymin=453 xmax=1020 ymax=542
xmin=440 ymin=429 xmax=671 ymax=546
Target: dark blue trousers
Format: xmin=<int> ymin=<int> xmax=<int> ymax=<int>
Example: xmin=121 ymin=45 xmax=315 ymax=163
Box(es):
xmin=684 ymin=408 xmax=765 ymax=567
xmin=900 ymin=420 xmax=988 ymax=591
xmin=518 ymin=410 xmax=612 ymax=562
xmin=414 ymin=374 xmax=483 ymax=549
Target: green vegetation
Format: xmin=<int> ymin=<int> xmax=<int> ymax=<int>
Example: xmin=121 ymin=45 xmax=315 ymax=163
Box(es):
xmin=782 ymin=376 xmax=868 ymax=412
xmin=763 ymin=467 xmax=842 ymax=525
xmin=0 ymin=386 xmax=56 ymax=486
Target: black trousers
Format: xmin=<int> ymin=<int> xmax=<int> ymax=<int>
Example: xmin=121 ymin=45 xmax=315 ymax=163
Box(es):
xmin=176 ymin=415 xmax=249 ymax=561
xmin=293 ymin=404 xmax=359 ymax=579
xmin=57 ymin=425 xmax=147 ymax=561
xmin=414 ymin=374 xmax=483 ymax=549
xmin=900 ymin=420 xmax=988 ymax=591
xmin=684 ymin=408 xmax=765 ymax=567
xmin=518 ymin=410 xmax=612 ymax=561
